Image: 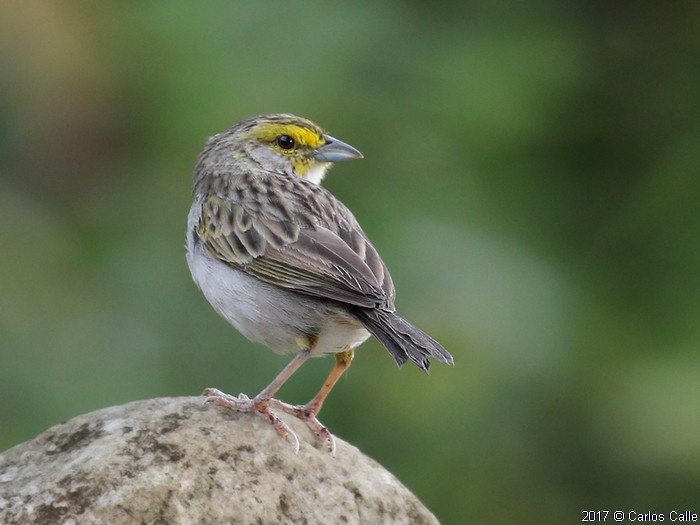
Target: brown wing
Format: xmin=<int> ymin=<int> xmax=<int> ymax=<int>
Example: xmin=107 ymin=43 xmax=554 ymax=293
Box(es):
xmin=196 ymin=188 xmax=395 ymax=309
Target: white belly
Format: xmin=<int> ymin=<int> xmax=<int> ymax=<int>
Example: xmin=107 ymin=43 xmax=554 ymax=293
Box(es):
xmin=186 ymin=205 xmax=370 ymax=355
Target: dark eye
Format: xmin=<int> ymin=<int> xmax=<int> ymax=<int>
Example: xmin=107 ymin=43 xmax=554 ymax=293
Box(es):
xmin=276 ymin=134 xmax=295 ymax=150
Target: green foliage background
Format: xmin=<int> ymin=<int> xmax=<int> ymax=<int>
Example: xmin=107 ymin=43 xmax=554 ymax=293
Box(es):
xmin=1 ymin=2 xmax=699 ymax=523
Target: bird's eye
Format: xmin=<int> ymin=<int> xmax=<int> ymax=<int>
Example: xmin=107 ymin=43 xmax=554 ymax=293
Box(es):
xmin=276 ymin=135 xmax=295 ymax=150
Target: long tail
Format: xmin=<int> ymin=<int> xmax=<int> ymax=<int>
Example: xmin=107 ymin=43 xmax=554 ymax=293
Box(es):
xmin=353 ymin=308 xmax=453 ymax=372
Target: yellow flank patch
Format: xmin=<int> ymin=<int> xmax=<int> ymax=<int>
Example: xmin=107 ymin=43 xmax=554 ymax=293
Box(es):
xmin=250 ymin=123 xmax=325 ymax=149
xmin=295 ymin=335 xmax=311 ymax=351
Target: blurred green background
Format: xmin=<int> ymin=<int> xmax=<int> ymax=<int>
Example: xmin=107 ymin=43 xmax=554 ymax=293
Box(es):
xmin=1 ymin=2 xmax=699 ymax=523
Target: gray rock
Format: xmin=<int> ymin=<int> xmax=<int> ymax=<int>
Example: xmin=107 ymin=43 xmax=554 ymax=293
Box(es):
xmin=0 ymin=397 xmax=439 ymax=524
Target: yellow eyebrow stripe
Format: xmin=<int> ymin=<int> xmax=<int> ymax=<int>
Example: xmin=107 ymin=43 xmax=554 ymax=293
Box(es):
xmin=249 ymin=124 xmax=325 ymax=148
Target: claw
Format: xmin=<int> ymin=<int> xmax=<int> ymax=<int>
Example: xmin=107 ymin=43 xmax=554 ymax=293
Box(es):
xmin=202 ymin=388 xmax=334 ymax=454
xmin=202 ymin=388 xmax=301 ymax=453
xmin=202 ymin=388 xmax=252 ymax=409
xmin=268 ymin=399 xmax=337 ymax=455
xmin=283 ymin=426 xmax=301 ymax=454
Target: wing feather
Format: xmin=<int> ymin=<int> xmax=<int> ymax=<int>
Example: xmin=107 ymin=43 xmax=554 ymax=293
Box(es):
xmin=195 ymin=191 xmax=394 ymax=309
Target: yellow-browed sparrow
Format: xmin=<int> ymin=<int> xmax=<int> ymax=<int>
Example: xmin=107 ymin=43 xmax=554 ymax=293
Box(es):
xmin=186 ymin=114 xmax=453 ymax=453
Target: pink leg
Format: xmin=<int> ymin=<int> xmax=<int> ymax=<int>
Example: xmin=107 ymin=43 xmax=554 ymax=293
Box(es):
xmin=204 ymin=349 xmax=355 ymax=454
xmin=269 ymin=349 xmax=355 ymax=454
xmin=203 ymin=350 xmax=312 ymax=453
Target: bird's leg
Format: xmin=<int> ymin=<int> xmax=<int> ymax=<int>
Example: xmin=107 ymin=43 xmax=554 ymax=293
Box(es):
xmin=203 ymin=350 xmax=312 ymax=453
xmin=269 ymin=349 xmax=355 ymax=455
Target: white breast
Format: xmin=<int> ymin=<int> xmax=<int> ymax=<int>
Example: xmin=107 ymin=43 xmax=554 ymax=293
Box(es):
xmin=186 ymin=200 xmax=370 ymax=355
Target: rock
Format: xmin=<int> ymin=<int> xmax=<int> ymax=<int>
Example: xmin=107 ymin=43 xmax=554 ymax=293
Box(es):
xmin=0 ymin=397 xmax=439 ymax=524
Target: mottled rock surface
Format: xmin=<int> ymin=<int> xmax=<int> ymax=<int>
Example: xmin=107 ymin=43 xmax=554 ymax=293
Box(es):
xmin=0 ymin=397 xmax=439 ymax=524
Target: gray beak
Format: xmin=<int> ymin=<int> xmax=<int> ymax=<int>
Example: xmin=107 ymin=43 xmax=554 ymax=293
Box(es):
xmin=313 ymin=134 xmax=363 ymax=162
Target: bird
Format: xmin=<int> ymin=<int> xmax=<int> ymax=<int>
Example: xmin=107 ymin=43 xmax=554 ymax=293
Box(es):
xmin=186 ymin=113 xmax=453 ymax=453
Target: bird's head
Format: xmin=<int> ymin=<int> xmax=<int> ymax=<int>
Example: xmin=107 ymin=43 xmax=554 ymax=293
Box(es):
xmin=197 ymin=114 xmax=363 ymax=188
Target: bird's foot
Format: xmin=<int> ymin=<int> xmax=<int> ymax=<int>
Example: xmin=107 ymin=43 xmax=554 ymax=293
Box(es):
xmin=202 ymin=387 xmax=300 ymax=453
xmin=267 ymin=399 xmax=336 ymax=455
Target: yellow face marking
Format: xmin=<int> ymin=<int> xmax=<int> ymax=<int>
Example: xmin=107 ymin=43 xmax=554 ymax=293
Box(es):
xmin=292 ymin=157 xmax=311 ymax=176
xmin=247 ymin=122 xmax=327 ymax=178
xmin=250 ymin=124 xmax=325 ymax=150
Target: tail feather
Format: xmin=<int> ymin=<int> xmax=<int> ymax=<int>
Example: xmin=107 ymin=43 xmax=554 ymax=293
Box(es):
xmin=353 ymin=309 xmax=453 ymax=372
